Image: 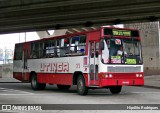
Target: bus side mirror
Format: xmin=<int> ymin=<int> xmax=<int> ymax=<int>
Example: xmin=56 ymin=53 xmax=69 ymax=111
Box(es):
xmin=100 ymin=41 xmax=104 ymax=50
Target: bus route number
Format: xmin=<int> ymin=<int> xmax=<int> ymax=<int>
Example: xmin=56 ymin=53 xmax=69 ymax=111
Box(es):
xmin=76 ymin=63 xmax=80 ymax=68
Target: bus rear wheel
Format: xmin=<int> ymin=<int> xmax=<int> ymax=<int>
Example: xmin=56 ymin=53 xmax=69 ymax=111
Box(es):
xmin=57 ymin=85 xmax=71 ymax=90
xmin=109 ymin=86 xmax=122 ymax=94
xmin=31 ymin=74 xmax=46 ymax=90
xmin=77 ymin=75 xmax=88 ymax=95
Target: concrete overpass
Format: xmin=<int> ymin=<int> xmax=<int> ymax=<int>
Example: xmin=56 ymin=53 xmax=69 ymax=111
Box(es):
xmin=0 ymin=0 xmax=160 ymax=34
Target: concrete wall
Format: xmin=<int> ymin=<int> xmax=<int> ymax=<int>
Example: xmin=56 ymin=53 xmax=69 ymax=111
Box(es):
xmin=0 ymin=63 xmax=13 ymax=78
xmin=125 ymin=22 xmax=160 ymax=75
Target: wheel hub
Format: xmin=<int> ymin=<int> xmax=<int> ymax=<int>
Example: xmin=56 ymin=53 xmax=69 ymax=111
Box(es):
xmin=78 ymin=79 xmax=83 ymax=92
xmin=32 ymin=77 xmax=36 ymax=87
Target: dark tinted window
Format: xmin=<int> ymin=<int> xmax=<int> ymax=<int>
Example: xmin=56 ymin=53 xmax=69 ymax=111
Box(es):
xmin=15 ymin=44 xmax=23 ymax=60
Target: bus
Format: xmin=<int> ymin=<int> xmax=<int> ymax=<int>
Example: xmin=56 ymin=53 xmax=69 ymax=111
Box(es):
xmin=13 ymin=27 xmax=144 ymax=95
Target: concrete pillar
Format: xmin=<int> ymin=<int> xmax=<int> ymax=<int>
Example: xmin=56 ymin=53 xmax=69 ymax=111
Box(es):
xmin=125 ymin=22 xmax=160 ymax=75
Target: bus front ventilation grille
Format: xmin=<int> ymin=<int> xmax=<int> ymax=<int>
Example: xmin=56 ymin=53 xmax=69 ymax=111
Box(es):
xmin=107 ymin=66 xmax=141 ymax=72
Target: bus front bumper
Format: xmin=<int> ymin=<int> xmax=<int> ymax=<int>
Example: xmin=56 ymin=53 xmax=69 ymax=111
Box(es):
xmin=99 ymin=78 xmax=144 ymax=87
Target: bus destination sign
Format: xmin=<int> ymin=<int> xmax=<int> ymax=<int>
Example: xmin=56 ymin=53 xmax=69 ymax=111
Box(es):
xmin=103 ymin=28 xmax=139 ymax=37
xmin=112 ymin=29 xmax=131 ymax=36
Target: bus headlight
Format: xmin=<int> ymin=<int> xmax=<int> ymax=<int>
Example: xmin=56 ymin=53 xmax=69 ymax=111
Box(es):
xmin=136 ymin=74 xmax=139 ymax=77
xmin=140 ymin=74 xmax=143 ymax=77
xmin=102 ymin=74 xmax=108 ymax=78
xmin=109 ymin=74 xmax=113 ymax=78
xmin=105 ymin=74 xmax=109 ymax=78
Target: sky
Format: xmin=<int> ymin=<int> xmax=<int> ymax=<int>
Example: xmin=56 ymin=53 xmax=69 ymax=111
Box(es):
xmin=0 ymin=32 xmax=39 ymax=50
xmin=0 ymin=32 xmax=41 ymax=64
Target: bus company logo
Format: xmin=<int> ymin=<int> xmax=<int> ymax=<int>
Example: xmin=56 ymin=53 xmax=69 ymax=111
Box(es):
xmin=40 ymin=62 xmax=69 ymax=72
xmin=2 ymin=105 xmax=11 ymax=111
xmin=115 ymin=39 xmax=121 ymax=45
xmin=1 ymin=105 xmax=42 ymax=111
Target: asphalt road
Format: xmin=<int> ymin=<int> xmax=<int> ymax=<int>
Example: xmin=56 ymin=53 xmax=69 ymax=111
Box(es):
xmin=0 ymin=83 xmax=160 ymax=113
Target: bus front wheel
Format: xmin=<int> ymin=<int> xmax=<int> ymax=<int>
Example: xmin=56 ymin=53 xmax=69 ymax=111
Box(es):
xmin=77 ymin=75 xmax=88 ymax=95
xmin=31 ymin=74 xmax=46 ymax=90
xmin=109 ymin=86 xmax=122 ymax=94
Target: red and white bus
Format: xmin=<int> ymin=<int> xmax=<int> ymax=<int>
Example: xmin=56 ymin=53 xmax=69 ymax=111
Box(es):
xmin=13 ymin=27 xmax=144 ymax=95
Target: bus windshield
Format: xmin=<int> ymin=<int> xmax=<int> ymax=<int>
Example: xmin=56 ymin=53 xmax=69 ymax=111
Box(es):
xmin=102 ymin=38 xmax=143 ymax=65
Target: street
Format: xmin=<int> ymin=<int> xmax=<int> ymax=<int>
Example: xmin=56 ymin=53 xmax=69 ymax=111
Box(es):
xmin=0 ymin=83 xmax=160 ymax=113
xmin=0 ymin=83 xmax=160 ymax=104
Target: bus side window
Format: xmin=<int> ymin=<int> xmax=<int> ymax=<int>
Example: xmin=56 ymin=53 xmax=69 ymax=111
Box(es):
xmin=39 ymin=42 xmax=44 ymax=58
xmin=60 ymin=38 xmax=69 ymax=57
xmin=78 ymin=35 xmax=86 ymax=54
xmin=44 ymin=40 xmax=56 ymax=58
xmin=30 ymin=42 xmax=39 ymax=59
xmin=70 ymin=37 xmax=76 ymax=53
xmin=56 ymin=39 xmax=60 ymax=57
xmin=15 ymin=44 xmax=23 ymax=60
xmin=53 ymin=40 xmax=58 ymax=57
xmin=70 ymin=35 xmax=86 ymax=55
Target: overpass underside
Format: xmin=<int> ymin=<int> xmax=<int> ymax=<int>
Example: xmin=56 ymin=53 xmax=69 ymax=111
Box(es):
xmin=0 ymin=0 xmax=160 ymax=34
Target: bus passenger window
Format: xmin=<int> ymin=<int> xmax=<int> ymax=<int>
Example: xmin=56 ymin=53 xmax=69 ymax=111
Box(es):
xmin=56 ymin=39 xmax=60 ymax=57
xmin=39 ymin=42 xmax=44 ymax=58
xmin=44 ymin=40 xmax=56 ymax=58
xmin=30 ymin=42 xmax=39 ymax=59
xmin=60 ymin=38 xmax=69 ymax=57
xmin=71 ymin=36 xmax=79 ymax=53
xmin=15 ymin=44 xmax=23 ymax=60
xmin=78 ymin=35 xmax=86 ymax=54
xmin=70 ymin=35 xmax=86 ymax=55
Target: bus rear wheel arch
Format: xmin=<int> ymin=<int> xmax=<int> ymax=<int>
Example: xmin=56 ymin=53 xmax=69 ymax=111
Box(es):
xmin=30 ymin=73 xmax=46 ymax=90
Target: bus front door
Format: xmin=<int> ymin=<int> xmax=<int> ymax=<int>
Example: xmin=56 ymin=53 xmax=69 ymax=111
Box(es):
xmin=89 ymin=41 xmax=99 ymax=86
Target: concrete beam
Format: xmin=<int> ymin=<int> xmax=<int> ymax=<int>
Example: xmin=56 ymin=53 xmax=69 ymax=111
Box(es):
xmin=36 ymin=31 xmax=50 ymax=39
xmin=36 ymin=29 xmax=67 ymax=39
xmin=0 ymin=0 xmax=160 ymax=34
xmin=52 ymin=29 xmax=67 ymax=37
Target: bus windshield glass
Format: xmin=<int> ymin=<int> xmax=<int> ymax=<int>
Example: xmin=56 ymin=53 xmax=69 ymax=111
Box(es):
xmin=102 ymin=38 xmax=143 ymax=65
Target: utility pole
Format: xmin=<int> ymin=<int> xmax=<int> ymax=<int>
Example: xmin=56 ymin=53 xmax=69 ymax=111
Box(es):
xmin=24 ymin=32 xmax=26 ymax=42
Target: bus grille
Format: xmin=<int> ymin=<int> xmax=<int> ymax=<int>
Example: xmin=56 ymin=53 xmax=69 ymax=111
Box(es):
xmin=107 ymin=66 xmax=141 ymax=72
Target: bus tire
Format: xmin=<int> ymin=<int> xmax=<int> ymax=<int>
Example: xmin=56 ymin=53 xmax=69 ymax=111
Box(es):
xmin=109 ymin=86 xmax=122 ymax=94
xmin=31 ymin=74 xmax=46 ymax=90
xmin=57 ymin=85 xmax=71 ymax=90
xmin=77 ymin=75 xmax=88 ymax=95
xmin=31 ymin=74 xmax=40 ymax=90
